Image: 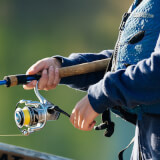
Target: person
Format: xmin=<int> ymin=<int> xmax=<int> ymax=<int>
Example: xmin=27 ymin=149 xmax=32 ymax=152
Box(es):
xmin=23 ymin=0 xmax=160 ymax=159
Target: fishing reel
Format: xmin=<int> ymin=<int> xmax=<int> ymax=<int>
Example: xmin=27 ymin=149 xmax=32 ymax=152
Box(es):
xmin=14 ymin=81 xmax=70 ymax=136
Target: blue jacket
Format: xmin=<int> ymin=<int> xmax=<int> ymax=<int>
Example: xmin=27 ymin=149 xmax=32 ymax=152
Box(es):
xmin=55 ymin=0 xmax=160 ymax=159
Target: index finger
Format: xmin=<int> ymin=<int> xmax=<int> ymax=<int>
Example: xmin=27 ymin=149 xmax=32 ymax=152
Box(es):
xmin=26 ymin=60 xmax=46 ymax=75
xmin=23 ymin=80 xmax=37 ymax=90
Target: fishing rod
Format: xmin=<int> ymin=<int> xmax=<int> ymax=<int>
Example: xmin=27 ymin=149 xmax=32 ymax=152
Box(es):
xmin=0 ymin=58 xmax=110 ymax=87
xmin=0 ymin=58 xmax=110 ymax=136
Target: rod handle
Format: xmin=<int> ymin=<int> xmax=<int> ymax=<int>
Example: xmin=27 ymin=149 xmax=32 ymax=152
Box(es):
xmin=4 ymin=58 xmax=110 ymax=87
xmin=59 ymin=58 xmax=110 ymax=78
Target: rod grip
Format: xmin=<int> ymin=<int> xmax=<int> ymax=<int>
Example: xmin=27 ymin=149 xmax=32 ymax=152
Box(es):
xmin=4 ymin=74 xmax=41 ymax=87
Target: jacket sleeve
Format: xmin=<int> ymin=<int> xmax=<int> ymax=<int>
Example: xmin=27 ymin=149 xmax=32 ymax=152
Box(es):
xmin=54 ymin=50 xmax=113 ymax=91
xmin=88 ymin=35 xmax=160 ymax=113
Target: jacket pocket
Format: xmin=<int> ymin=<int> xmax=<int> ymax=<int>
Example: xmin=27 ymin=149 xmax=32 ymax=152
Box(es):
xmin=128 ymin=30 xmax=145 ymax=44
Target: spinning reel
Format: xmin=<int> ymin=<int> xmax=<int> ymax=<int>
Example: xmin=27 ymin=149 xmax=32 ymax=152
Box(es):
xmin=14 ymin=82 xmax=70 ymax=136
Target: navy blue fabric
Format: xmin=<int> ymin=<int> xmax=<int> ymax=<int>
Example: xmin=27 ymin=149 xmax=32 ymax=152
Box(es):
xmin=136 ymin=114 xmax=160 ymax=160
xmin=88 ymin=46 xmax=160 ymax=114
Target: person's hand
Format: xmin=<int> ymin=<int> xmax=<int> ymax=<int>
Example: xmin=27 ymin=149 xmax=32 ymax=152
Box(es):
xmin=23 ymin=57 xmax=61 ymax=90
xmin=70 ymin=95 xmax=99 ymax=131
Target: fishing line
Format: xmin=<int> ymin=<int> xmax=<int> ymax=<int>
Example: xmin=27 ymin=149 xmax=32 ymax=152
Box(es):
xmin=0 ymin=134 xmax=25 ymax=136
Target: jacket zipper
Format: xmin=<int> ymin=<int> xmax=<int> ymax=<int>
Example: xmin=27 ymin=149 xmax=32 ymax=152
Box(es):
xmin=112 ymin=13 xmax=130 ymax=71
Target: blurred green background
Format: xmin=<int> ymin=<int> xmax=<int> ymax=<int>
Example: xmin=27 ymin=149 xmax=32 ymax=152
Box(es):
xmin=0 ymin=0 xmax=135 ymax=160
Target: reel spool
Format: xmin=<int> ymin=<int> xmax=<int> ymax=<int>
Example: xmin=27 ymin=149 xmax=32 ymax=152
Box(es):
xmin=14 ymin=82 xmax=60 ymax=136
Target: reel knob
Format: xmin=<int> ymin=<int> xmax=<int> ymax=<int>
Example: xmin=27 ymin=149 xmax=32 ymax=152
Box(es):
xmin=15 ymin=111 xmax=23 ymax=126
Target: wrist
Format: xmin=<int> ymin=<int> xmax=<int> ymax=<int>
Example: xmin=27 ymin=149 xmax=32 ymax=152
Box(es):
xmin=88 ymin=80 xmax=110 ymax=114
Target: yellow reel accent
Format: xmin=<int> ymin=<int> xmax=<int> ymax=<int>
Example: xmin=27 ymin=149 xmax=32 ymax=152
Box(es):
xmin=22 ymin=107 xmax=30 ymax=126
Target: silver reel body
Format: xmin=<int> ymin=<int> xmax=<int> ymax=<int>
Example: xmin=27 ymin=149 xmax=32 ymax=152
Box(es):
xmin=15 ymin=82 xmax=60 ymax=136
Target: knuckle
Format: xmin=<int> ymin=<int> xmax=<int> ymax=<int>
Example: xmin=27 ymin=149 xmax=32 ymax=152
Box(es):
xmin=38 ymin=86 xmax=43 ymax=90
xmin=43 ymin=73 xmax=48 ymax=79
xmin=53 ymin=80 xmax=58 ymax=85
xmin=51 ymin=84 xmax=57 ymax=89
xmin=49 ymin=67 xmax=54 ymax=74
xmin=82 ymin=127 xmax=88 ymax=131
xmin=52 ymin=81 xmax=57 ymax=86
xmin=23 ymin=86 xmax=31 ymax=90
xmin=47 ymin=82 xmax=53 ymax=88
xmin=74 ymin=108 xmax=79 ymax=115
xmin=38 ymin=83 xmax=46 ymax=90
xmin=75 ymin=103 xmax=80 ymax=110
xmin=82 ymin=121 xmax=88 ymax=130
xmin=32 ymin=65 xmax=37 ymax=70
xmin=54 ymin=75 xmax=59 ymax=83
xmin=47 ymin=86 xmax=54 ymax=90
xmin=38 ymin=84 xmax=44 ymax=90
xmin=70 ymin=116 xmax=74 ymax=124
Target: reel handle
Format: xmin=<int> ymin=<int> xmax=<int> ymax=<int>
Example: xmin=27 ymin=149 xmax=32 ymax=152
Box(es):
xmin=4 ymin=58 xmax=110 ymax=87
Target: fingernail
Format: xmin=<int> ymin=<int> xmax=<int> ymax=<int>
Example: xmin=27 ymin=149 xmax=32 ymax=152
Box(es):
xmin=50 ymin=66 xmax=54 ymax=70
xmin=43 ymin=69 xmax=47 ymax=74
xmin=72 ymin=109 xmax=75 ymax=114
xmin=33 ymin=81 xmax=37 ymax=86
xmin=27 ymin=67 xmax=33 ymax=73
xmin=26 ymin=70 xmax=31 ymax=74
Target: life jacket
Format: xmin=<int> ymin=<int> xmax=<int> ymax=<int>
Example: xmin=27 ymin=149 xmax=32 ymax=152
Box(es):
xmin=96 ymin=0 xmax=160 ymax=137
xmin=112 ymin=0 xmax=160 ymax=119
xmin=95 ymin=1 xmax=160 ymax=159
